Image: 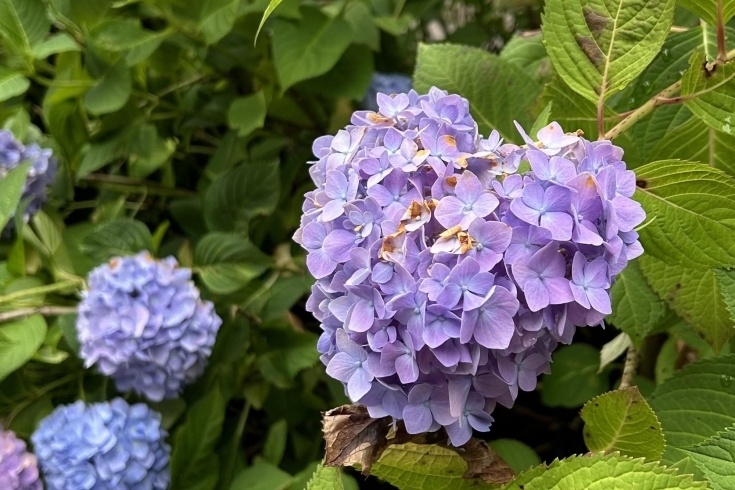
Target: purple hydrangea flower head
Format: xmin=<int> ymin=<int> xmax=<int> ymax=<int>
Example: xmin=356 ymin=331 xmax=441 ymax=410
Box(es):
xmin=0 ymin=427 xmax=42 ymax=490
xmin=295 ymin=87 xmax=645 ymax=444
xmin=76 ymin=252 xmax=222 ymax=401
xmin=31 ymin=398 xmax=169 ymax=490
xmin=0 ymin=130 xmax=56 ymax=232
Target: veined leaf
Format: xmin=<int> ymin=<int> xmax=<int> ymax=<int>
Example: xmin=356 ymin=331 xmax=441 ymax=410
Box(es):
xmin=255 ymin=0 xmax=283 ymax=43
xmin=581 ymin=387 xmax=665 ymax=461
xmin=84 ymin=60 xmax=132 ymax=116
xmin=499 ymin=32 xmax=550 ymax=82
xmin=199 ymin=0 xmax=240 ymax=45
xmin=305 ymin=464 xmax=349 ymax=490
xmin=413 ymin=43 xmax=542 ymax=141
xmin=31 ymin=33 xmax=80 ymax=58
xmin=633 ymin=160 xmax=735 ymax=269
xmin=504 ymin=453 xmax=708 ymax=489
xmin=541 ymin=343 xmax=609 ymax=408
xmin=194 ymin=233 xmax=271 ymax=294
xmin=0 ymin=69 xmax=29 ymax=101
xmin=541 ymin=0 xmax=676 ymax=112
xmin=649 ymin=355 xmax=735 ymax=469
xmin=682 ymin=52 xmax=735 ymax=135
xmin=0 ymin=161 xmax=30 ymax=232
xmin=231 ymin=458 xmax=293 ymax=490
xmin=716 ymin=270 xmax=735 ymax=325
xmin=0 ymin=315 xmax=47 ymax=382
xmin=272 ymin=7 xmax=353 ymax=91
xmin=679 ymin=0 xmax=735 ymax=28
xmin=0 ymin=0 xmax=50 ymax=55
xmin=488 ymin=440 xmax=541 ymax=474
xmin=80 ymin=218 xmax=154 ymax=263
xmin=685 ymin=425 xmax=735 ymax=490
xmin=228 ymin=92 xmax=267 ymax=138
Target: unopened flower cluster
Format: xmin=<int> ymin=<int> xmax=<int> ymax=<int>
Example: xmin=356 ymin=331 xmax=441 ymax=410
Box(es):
xmin=32 ymin=398 xmax=170 ymax=490
xmin=0 ymin=130 xmax=56 ymax=231
xmin=0 ymin=427 xmax=42 ymax=490
xmin=77 ymin=252 xmax=222 ymax=402
xmin=294 ymin=87 xmax=645 ymax=446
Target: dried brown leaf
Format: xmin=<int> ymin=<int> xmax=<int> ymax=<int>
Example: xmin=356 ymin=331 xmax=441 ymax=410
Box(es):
xmin=322 ymin=405 xmax=392 ymax=474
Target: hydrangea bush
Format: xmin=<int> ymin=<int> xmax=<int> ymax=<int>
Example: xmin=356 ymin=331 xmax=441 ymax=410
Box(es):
xmin=31 ymin=399 xmax=170 ymax=490
xmin=294 ymin=87 xmax=645 ymax=445
xmin=77 ymin=252 xmax=222 ymax=402
xmin=0 ymin=427 xmax=42 ymax=490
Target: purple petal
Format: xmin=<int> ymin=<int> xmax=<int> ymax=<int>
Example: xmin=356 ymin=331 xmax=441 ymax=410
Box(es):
xmin=326 ymin=352 xmax=357 ymax=382
xmin=403 ymin=404 xmax=434 ymax=434
xmin=323 ymin=230 xmax=356 ymax=262
xmin=348 ymin=367 xmax=374 ymax=400
xmin=434 ymin=196 xmax=466 ymax=229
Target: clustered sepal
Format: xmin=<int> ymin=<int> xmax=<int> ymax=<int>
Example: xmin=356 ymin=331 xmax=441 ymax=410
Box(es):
xmin=0 ymin=426 xmax=42 ymax=490
xmin=295 ymin=87 xmax=645 ymax=446
xmin=0 ymin=130 xmax=56 ymax=231
xmin=76 ymin=252 xmax=222 ymax=402
xmin=31 ymin=398 xmax=170 ymax=490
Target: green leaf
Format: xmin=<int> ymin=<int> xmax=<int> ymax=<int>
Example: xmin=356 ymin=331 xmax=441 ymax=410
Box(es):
xmin=581 ymin=387 xmax=665 ymax=461
xmin=0 ymin=315 xmax=47 ymax=382
xmin=639 ymin=255 xmax=734 ymax=352
xmin=504 ymin=453 xmax=708 ymax=490
xmin=499 ymin=32 xmax=550 ymax=81
xmin=171 ymin=386 xmax=226 ymax=490
xmin=272 ymin=7 xmax=353 ymax=91
xmin=80 ymin=218 xmax=154 ymax=263
xmin=77 ymin=131 xmax=130 ymax=178
xmin=305 ymin=464 xmax=350 ymax=490
xmin=194 ymin=233 xmax=270 ymax=294
xmin=255 ymin=0 xmax=283 ymax=44
xmin=204 ymin=161 xmax=280 ymax=232
xmin=31 ymin=32 xmax=80 ymax=58
xmin=541 ymin=343 xmax=609 ymax=408
xmin=715 ymin=270 xmax=735 ymax=325
xmin=598 ymin=332 xmax=631 ymax=373
xmin=488 ymin=440 xmax=541 ymax=474
xmin=0 ymin=0 xmax=50 ymax=55
xmin=305 ymin=44 xmax=374 ymax=100
xmin=682 ymin=52 xmax=735 ymax=135
xmin=541 ymin=0 xmax=676 ymax=108
xmin=90 ymin=19 xmax=169 ymax=65
xmin=649 ymin=355 xmax=735 ymax=468
xmin=0 ymin=69 xmax=29 ymax=101
xmin=230 ymin=458 xmax=293 ymax=490
xmin=84 ymin=61 xmax=132 ymax=116
xmin=685 ymin=425 xmax=735 ymax=490
xmin=199 ymin=0 xmax=240 ymax=45
xmin=529 ymin=102 xmax=552 ymax=138
xmin=609 ymin=259 xmax=668 ymax=347
xmin=634 ymin=160 xmax=735 ymax=269
xmin=413 ymin=43 xmax=542 ymax=141
xmin=263 ymin=419 xmax=287 ymax=466
xmin=678 ymin=0 xmax=735 ymax=28
xmin=228 ymin=92 xmax=267 ymax=138
xmin=0 ymin=161 xmax=30 ymax=232
xmin=258 ymin=328 xmax=320 ymax=389
xmin=344 ymin=2 xmax=379 ymax=51
xmin=370 ymin=443 xmax=500 ymax=490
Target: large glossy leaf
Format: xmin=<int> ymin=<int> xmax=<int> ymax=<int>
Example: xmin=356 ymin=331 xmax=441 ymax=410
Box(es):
xmin=541 ymin=0 xmax=676 ymax=107
xmin=272 ymin=7 xmax=353 ymax=91
xmin=640 ymin=255 xmax=734 ymax=352
xmin=649 ymin=355 xmax=735 ymax=468
xmin=685 ymin=425 xmax=735 ymax=490
xmin=413 ymin=43 xmax=542 ymax=141
xmin=0 ymin=0 xmax=50 ymax=54
xmin=682 ymin=51 xmax=735 ymax=135
xmin=633 ymin=160 xmax=735 ymax=268
xmin=0 ymin=315 xmax=47 ymax=382
xmin=581 ymin=387 xmax=665 ymax=461
xmin=505 ymin=453 xmax=708 ymax=489
xmin=0 ymin=69 xmax=29 ymax=102
xmin=80 ymin=218 xmax=154 ymax=263
xmin=679 ymin=0 xmax=735 ymax=28
xmin=194 ymin=233 xmax=271 ymax=294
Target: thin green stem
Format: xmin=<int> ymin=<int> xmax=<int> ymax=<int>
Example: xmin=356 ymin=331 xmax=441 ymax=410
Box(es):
xmin=0 ymin=306 xmax=77 ymax=323
xmin=0 ymin=280 xmax=80 ymax=306
xmin=718 ymin=0 xmax=728 ymax=62
xmin=222 ymin=400 xmax=251 ymax=487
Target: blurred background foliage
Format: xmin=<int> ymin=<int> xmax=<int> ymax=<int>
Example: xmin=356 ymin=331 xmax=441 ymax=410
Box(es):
xmin=0 ymin=0 xmax=722 ymax=488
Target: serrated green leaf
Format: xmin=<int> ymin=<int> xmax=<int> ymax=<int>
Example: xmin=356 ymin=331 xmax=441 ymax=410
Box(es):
xmin=541 ymin=343 xmax=609 ymax=408
xmin=230 ymin=458 xmax=293 ymax=490
xmin=305 ymin=464 xmax=348 ymax=490
xmin=679 ymin=0 xmax=735 ymax=29
xmin=413 ymin=43 xmax=542 ymax=141
xmin=255 ymin=0 xmax=283 ymax=44
xmin=84 ymin=60 xmax=132 ymax=116
xmin=633 ymin=160 xmax=735 ymax=269
xmin=199 ymin=0 xmax=240 ymax=45
xmin=649 ymin=355 xmax=735 ymax=469
xmin=80 ymin=218 xmax=154 ymax=263
xmin=609 ymin=259 xmax=668 ymax=347
xmin=0 ymin=315 xmax=47 ymax=382
xmin=499 ymin=33 xmax=550 ymax=81
xmin=541 ymin=0 xmax=676 ymax=112
xmin=194 ymin=232 xmax=271 ymax=294
xmin=581 ymin=387 xmax=665 ymax=461
xmin=171 ymin=386 xmax=225 ymax=490
xmin=370 ymin=443 xmax=500 ymax=490
xmin=715 ymin=270 xmax=735 ymax=325
xmin=203 ymin=161 xmax=280 ymax=232
xmin=0 ymin=0 xmax=50 ymax=55
xmin=685 ymin=425 xmax=735 ymax=490
xmin=0 ymin=161 xmax=30 ymax=232
xmin=639 ymin=255 xmax=734 ymax=352
xmin=504 ymin=453 xmax=708 ymax=489
xmin=31 ymin=32 xmax=80 ymax=58
xmin=488 ymin=440 xmax=541 ymax=474
xmin=228 ymin=92 xmax=267 ymax=138
xmin=0 ymin=69 xmax=29 ymax=102
xmin=682 ymin=52 xmax=735 ymax=135
xmin=272 ymin=7 xmax=353 ymax=92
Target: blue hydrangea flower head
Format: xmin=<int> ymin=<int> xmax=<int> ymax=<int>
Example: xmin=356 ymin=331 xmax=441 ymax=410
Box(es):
xmin=364 ymin=73 xmax=413 ymax=112
xmin=0 ymin=427 xmax=42 ymax=490
xmin=295 ymin=87 xmax=645 ymax=446
xmin=31 ymin=398 xmax=170 ymax=490
xmin=77 ymin=252 xmax=222 ymax=401
xmin=0 ymin=130 xmax=56 ymax=231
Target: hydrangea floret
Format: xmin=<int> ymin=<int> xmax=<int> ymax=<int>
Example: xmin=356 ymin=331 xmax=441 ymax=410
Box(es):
xmin=0 ymin=130 xmax=56 ymax=231
xmin=294 ymin=87 xmax=645 ymax=446
xmin=31 ymin=398 xmax=170 ymax=490
xmin=77 ymin=252 xmax=222 ymax=401
xmin=364 ymin=73 xmax=413 ymax=113
xmin=0 ymin=427 xmax=42 ymax=490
